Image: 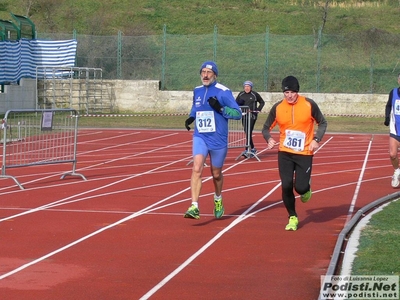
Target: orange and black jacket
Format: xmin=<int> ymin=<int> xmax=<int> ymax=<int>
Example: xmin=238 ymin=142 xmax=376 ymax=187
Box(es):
xmin=261 ymin=95 xmax=327 ymax=155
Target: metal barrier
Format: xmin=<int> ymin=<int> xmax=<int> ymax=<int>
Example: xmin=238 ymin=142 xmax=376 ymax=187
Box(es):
xmin=186 ymin=106 xmax=260 ymax=165
xmin=231 ymin=106 xmax=260 ymax=161
xmin=1 ymin=109 xmax=86 ymax=189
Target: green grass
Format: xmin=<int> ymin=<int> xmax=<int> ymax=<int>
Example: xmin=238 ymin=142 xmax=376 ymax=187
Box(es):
xmin=351 ymin=199 xmax=400 ymax=276
xmin=78 ymin=115 xmax=387 ymax=134
xmin=2 ymin=0 xmax=400 ymax=36
xmin=3 ymin=1 xmax=400 ymax=93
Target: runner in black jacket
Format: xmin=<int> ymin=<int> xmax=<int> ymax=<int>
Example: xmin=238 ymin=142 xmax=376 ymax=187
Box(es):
xmin=236 ymin=81 xmax=265 ymax=157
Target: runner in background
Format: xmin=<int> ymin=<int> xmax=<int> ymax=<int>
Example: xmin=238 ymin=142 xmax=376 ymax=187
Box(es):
xmin=236 ymin=81 xmax=265 ymax=158
xmin=184 ymin=61 xmax=242 ymax=220
xmin=261 ymin=75 xmax=327 ymax=231
xmin=384 ymin=73 xmax=400 ymax=188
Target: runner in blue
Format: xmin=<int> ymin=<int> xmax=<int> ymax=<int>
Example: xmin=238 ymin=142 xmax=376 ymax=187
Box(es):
xmin=184 ymin=61 xmax=242 ymax=219
xmin=384 ymin=73 xmax=400 ymax=187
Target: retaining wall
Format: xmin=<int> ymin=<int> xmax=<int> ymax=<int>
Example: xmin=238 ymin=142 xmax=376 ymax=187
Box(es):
xmin=0 ymin=79 xmax=388 ymax=116
xmin=106 ymin=80 xmax=387 ymax=117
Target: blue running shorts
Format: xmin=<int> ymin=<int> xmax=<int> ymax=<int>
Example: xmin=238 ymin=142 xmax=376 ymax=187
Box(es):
xmin=193 ymin=136 xmax=227 ymax=168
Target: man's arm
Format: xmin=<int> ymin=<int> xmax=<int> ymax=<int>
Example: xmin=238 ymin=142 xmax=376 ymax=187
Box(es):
xmin=385 ymin=89 xmax=394 ymax=126
xmin=255 ymin=92 xmax=265 ymax=112
xmin=309 ymin=98 xmax=327 ymax=141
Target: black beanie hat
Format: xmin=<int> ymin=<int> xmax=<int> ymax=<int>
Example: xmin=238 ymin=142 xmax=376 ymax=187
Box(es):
xmin=281 ymin=76 xmax=300 ymax=92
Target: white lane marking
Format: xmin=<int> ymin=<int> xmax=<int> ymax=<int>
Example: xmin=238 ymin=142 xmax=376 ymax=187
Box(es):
xmin=0 ymin=138 xmax=191 ymax=223
xmin=0 ymin=141 xmax=256 ymax=279
xmin=345 ymin=136 xmax=373 ymax=225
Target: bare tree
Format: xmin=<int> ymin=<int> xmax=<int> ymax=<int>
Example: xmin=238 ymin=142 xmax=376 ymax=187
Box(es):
xmin=313 ymin=0 xmax=330 ymax=49
xmin=23 ymin=0 xmax=37 ymax=16
xmin=28 ymin=0 xmax=61 ymax=31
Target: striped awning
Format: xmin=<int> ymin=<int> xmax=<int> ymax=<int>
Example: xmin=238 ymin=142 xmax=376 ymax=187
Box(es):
xmin=0 ymin=38 xmax=77 ymax=84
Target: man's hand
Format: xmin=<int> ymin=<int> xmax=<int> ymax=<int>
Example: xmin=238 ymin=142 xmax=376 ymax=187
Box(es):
xmin=208 ymin=97 xmax=223 ymax=113
xmin=384 ymin=117 xmax=390 ymax=126
xmin=185 ymin=117 xmax=195 ymax=131
xmin=309 ymin=139 xmax=319 ymax=151
xmin=266 ymin=138 xmax=278 ymax=149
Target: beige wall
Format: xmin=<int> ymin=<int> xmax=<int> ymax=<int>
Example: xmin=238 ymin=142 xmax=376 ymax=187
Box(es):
xmin=109 ymin=80 xmax=387 ymax=117
xmin=0 ymin=79 xmax=37 ymax=113
xmin=1 ymin=79 xmax=387 ymax=117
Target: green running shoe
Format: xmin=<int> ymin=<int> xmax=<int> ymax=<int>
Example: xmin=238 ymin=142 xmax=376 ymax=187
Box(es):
xmin=184 ymin=204 xmax=200 ymax=219
xmin=213 ymin=197 xmax=224 ymax=219
xmin=300 ymin=189 xmax=312 ymax=203
xmin=285 ymin=216 xmax=299 ymax=231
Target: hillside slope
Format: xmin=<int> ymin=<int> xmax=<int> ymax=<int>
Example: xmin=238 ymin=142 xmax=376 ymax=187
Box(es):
xmin=1 ymin=0 xmax=399 ymax=36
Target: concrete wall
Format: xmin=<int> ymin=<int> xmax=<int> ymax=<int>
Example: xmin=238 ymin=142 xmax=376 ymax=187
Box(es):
xmin=1 ymin=79 xmax=387 ymax=116
xmin=108 ymin=80 xmax=387 ymax=117
xmin=0 ymin=79 xmax=37 ymax=113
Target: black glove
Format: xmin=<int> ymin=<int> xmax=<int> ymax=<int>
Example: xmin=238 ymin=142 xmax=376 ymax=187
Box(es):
xmin=185 ymin=117 xmax=195 ymax=131
xmin=384 ymin=117 xmax=390 ymax=126
xmin=208 ymin=97 xmax=223 ymax=113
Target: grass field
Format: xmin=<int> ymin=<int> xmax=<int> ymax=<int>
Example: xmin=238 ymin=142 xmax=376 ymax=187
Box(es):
xmin=78 ymin=115 xmax=388 ymax=134
xmin=4 ymin=0 xmax=400 ymax=36
xmin=351 ymin=200 xmax=400 ymax=277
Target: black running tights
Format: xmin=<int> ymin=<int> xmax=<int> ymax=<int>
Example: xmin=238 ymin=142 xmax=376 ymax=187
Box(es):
xmin=278 ymin=151 xmax=313 ymax=217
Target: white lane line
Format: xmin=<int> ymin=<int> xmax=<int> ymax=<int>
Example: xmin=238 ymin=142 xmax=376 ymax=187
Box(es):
xmin=77 ymin=131 xmax=140 ymax=144
xmin=139 ymin=183 xmax=282 ymax=300
xmin=0 ymin=186 xmax=192 ymax=280
xmin=345 ymin=136 xmax=373 ymax=225
xmin=1 ymin=133 xmax=381 ymax=292
xmin=139 ymin=137 xmax=334 ymax=299
xmin=0 ymin=131 xmax=180 ymax=192
xmin=77 ymin=132 xmax=176 ymax=157
xmin=0 ymin=139 xmax=192 ymax=223
xmin=0 ymin=141 xmax=254 ymax=279
xmin=2 ymin=133 xmax=358 ymax=292
xmin=340 ymin=201 xmax=394 ymax=275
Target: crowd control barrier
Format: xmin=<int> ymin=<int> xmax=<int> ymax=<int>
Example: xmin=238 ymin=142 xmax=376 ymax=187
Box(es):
xmin=1 ymin=109 xmax=86 ymax=189
xmin=231 ymin=106 xmax=260 ymax=161
xmin=186 ymin=105 xmax=260 ymax=166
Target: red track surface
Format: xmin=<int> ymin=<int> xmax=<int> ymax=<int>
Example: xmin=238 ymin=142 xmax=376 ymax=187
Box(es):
xmin=0 ymin=129 xmax=394 ymax=300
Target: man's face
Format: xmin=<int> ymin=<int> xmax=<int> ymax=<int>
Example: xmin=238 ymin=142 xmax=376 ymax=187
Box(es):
xmin=283 ymin=90 xmax=298 ymax=104
xmin=244 ymin=84 xmax=252 ymax=93
xmin=201 ymin=68 xmax=216 ymax=86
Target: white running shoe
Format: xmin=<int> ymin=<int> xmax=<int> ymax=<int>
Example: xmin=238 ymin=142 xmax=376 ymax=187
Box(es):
xmin=391 ymin=169 xmax=400 ymax=188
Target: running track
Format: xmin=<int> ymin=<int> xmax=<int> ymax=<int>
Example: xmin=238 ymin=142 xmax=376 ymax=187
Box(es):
xmin=0 ymin=129 xmax=394 ymax=300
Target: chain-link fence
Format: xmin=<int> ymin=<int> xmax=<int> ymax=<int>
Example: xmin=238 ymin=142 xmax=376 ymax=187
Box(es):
xmin=38 ymin=26 xmax=400 ymax=94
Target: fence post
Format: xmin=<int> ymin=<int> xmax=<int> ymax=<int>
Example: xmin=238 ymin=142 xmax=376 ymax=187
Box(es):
xmin=369 ymin=42 xmax=374 ymax=94
xmin=213 ymin=25 xmax=218 ymax=62
xmin=316 ymin=26 xmax=322 ymax=92
xmin=264 ymin=26 xmax=269 ymax=92
xmin=117 ymin=30 xmax=122 ymax=79
xmin=161 ymin=24 xmax=167 ymax=90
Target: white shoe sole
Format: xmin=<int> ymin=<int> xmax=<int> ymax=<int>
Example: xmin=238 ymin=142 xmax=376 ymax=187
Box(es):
xmin=391 ymin=175 xmax=400 ymax=188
